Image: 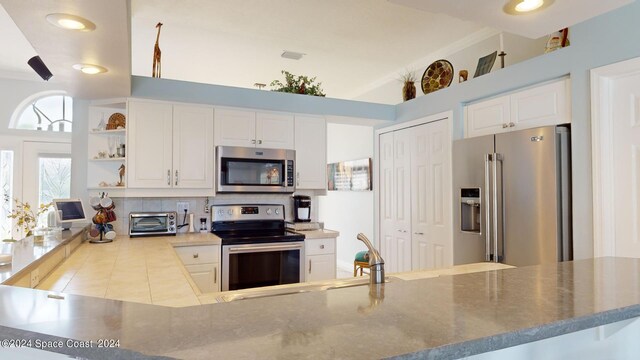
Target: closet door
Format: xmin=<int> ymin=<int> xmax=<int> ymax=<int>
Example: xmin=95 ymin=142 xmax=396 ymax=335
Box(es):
xmin=390 ymin=128 xmax=413 ymax=273
xmin=412 ymin=120 xmax=452 ymax=270
xmin=378 ymin=132 xmax=396 ymax=271
xmin=411 ymin=124 xmax=430 ymax=270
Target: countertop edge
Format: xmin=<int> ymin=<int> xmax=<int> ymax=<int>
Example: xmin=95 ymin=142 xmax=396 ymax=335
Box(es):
xmin=392 ymin=305 xmax=640 ymax=360
xmin=1 ymin=227 xmax=87 ymax=285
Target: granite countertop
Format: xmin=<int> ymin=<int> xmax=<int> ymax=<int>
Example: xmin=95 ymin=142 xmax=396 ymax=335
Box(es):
xmin=0 ymin=227 xmax=86 ymax=284
xmin=165 ymin=232 xmax=222 ymax=247
xmin=294 ymin=228 xmax=340 ymax=239
xmin=1 ymin=257 xmax=640 ymax=359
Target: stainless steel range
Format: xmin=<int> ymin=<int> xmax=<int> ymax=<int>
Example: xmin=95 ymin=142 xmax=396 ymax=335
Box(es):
xmin=211 ymin=204 xmax=305 ymax=291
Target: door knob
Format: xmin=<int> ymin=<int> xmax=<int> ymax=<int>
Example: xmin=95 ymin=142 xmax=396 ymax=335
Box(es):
xmin=502 ymin=123 xmax=509 ymax=128
xmin=509 ymin=122 xmax=515 ymax=127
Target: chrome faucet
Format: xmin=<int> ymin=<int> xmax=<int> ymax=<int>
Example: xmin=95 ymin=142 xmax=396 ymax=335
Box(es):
xmin=357 ymin=233 xmax=385 ymax=285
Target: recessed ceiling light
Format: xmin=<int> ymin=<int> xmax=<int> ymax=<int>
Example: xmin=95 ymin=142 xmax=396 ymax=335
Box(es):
xmin=503 ymin=0 xmax=554 ymax=15
xmin=46 ymin=13 xmax=96 ymax=31
xmin=281 ymin=51 xmax=305 ymax=60
xmin=73 ymin=64 xmax=107 ymax=75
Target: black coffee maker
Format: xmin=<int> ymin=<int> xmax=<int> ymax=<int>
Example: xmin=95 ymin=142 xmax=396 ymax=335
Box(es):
xmin=293 ymin=195 xmax=311 ymax=222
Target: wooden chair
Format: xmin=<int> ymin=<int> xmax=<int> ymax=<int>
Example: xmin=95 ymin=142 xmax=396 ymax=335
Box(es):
xmin=353 ymin=251 xmax=370 ymax=276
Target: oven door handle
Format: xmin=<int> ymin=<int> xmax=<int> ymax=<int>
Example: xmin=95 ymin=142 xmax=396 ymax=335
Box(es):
xmin=227 ymin=244 xmax=303 ymax=253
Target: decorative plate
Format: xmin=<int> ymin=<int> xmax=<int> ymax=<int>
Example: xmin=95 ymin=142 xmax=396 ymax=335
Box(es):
xmin=421 ymin=59 xmax=454 ymax=95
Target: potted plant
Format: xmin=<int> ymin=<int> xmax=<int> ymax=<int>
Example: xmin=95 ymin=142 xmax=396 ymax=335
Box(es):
xmin=270 ymin=70 xmax=326 ymax=97
xmin=6 ymin=198 xmax=52 ymax=239
xmin=400 ymin=70 xmax=417 ymax=102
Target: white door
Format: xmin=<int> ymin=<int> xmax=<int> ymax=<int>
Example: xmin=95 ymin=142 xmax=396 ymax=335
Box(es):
xmin=214 ymin=108 xmax=256 ymax=147
xmin=411 ymin=124 xmax=430 ymax=270
xmin=391 ymin=128 xmax=412 ymax=272
xmin=294 ymin=115 xmax=326 ymax=189
xmin=127 ymin=101 xmax=173 ymax=188
xmin=22 ymin=141 xmax=71 ymax=237
xmin=424 ymin=120 xmax=452 ymax=268
xmin=609 ymin=72 xmax=640 ymax=256
xmin=378 ymin=132 xmax=396 ymax=271
xmin=172 ymin=105 xmax=214 ymax=188
xmin=256 ymin=112 xmax=294 ymax=149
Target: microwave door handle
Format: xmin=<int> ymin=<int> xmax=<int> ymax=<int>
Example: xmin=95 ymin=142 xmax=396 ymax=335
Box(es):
xmin=484 ymin=154 xmax=492 ymax=262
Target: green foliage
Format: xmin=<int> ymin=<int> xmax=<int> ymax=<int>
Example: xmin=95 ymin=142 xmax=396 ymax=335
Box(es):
xmin=7 ymin=199 xmax=52 ymax=238
xmin=270 ymin=70 xmax=326 ymax=97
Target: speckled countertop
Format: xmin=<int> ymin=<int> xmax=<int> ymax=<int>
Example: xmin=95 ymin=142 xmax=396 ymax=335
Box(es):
xmin=1 ymin=257 xmax=640 ymax=359
xmin=0 ymin=227 xmax=86 ymax=284
xmin=294 ymin=228 xmax=340 ymax=239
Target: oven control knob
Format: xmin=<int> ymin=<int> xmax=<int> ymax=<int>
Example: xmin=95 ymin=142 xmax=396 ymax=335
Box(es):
xmin=169 ymin=227 xmax=175 ymax=232
xmin=169 ymin=214 xmax=175 ymax=220
xmin=218 ymin=209 xmax=224 ymax=216
xmin=266 ymin=208 xmax=272 ymax=215
xmin=169 ymin=220 xmax=175 ymax=225
xmin=227 ymin=209 xmax=233 ymax=215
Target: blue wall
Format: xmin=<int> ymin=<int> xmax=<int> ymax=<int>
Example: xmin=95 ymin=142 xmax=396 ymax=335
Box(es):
xmin=131 ymin=76 xmax=396 ymax=121
xmin=131 ymin=1 xmax=640 ymax=260
xmin=395 ymin=1 xmax=640 ymax=260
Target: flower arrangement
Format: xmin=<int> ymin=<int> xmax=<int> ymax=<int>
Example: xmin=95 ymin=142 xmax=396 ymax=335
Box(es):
xmin=7 ymin=198 xmax=52 ymax=238
xmin=270 ymin=70 xmax=326 ymax=97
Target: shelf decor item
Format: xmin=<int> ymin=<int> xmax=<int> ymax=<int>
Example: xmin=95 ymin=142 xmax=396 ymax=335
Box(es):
xmin=106 ymin=112 xmax=126 ymax=130
xmin=6 ymin=199 xmax=52 ymax=238
xmin=473 ymin=51 xmax=498 ymax=78
xmin=270 ymin=70 xmax=326 ymax=97
xmin=421 ymin=60 xmax=454 ymax=95
xmin=400 ymin=70 xmax=417 ymax=102
xmin=152 ymin=22 xmax=163 ymax=78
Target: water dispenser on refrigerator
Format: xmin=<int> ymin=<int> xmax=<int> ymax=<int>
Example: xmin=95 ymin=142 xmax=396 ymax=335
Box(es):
xmin=460 ymin=188 xmax=481 ymax=233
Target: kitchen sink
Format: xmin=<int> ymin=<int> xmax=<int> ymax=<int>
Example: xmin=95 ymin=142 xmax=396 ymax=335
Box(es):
xmin=216 ymin=277 xmax=396 ymax=302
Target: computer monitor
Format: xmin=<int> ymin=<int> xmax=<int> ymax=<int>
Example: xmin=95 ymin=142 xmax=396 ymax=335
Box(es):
xmin=53 ymin=199 xmax=87 ymax=230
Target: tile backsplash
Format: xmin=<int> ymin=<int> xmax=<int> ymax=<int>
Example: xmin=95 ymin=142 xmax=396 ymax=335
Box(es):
xmin=108 ymin=191 xmax=319 ymax=235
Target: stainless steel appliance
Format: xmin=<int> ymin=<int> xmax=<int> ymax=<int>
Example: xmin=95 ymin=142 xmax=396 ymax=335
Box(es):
xmin=129 ymin=212 xmax=177 ymax=237
xmin=216 ymin=146 xmax=295 ymax=193
xmin=211 ymin=204 xmax=305 ymax=291
xmin=292 ymin=195 xmax=311 ymax=222
xmin=452 ymin=125 xmax=572 ymax=267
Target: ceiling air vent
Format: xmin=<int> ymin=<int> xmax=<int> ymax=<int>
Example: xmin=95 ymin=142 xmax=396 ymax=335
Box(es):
xmin=281 ymin=51 xmax=305 ymax=60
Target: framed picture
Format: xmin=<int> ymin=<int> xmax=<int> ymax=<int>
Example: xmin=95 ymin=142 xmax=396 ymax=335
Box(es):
xmin=327 ymin=158 xmax=372 ymax=191
xmin=473 ymin=51 xmax=498 ymax=78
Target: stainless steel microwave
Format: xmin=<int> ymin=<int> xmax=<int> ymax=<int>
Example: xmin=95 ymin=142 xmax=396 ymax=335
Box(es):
xmin=216 ymin=146 xmax=295 ymax=193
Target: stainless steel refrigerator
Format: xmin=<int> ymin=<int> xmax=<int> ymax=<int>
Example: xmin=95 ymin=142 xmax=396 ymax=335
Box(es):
xmin=452 ymin=125 xmax=572 ymax=267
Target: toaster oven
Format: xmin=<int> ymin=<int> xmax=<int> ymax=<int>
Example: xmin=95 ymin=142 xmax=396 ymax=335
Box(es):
xmin=129 ymin=212 xmax=177 ymax=237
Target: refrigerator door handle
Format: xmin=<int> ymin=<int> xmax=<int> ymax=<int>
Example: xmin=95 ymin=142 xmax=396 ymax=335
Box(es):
xmin=492 ymin=153 xmax=500 ymax=263
xmin=484 ymin=154 xmax=492 ymax=262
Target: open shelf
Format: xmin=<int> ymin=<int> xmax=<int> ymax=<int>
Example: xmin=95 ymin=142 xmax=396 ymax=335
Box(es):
xmin=90 ymin=129 xmax=126 ymax=135
xmin=89 ymin=157 xmax=126 ymax=162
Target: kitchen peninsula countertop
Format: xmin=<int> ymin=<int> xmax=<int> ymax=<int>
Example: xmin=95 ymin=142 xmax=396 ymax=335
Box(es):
xmin=2 ymin=257 xmax=640 ymax=359
xmin=0 ymin=226 xmax=86 ymax=284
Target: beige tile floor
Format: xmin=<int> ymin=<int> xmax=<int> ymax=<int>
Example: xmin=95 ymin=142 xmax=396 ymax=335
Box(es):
xmin=37 ymin=237 xmax=201 ymax=307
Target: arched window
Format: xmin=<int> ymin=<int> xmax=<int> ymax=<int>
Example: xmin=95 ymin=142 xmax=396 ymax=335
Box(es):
xmin=10 ymin=91 xmax=73 ymax=132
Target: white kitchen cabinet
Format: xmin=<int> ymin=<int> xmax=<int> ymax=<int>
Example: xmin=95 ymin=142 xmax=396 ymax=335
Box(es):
xmin=465 ymin=79 xmax=570 ymax=138
xmin=305 ymin=237 xmax=336 ymax=282
xmin=378 ymin=119 xmax=452 ymax=273
xmin=465 ymin=96 xmax=511 ymax=137
xmin=294 ymin=115 xmax=327 ymax=189
xmin=214 ymin=108 xmax=294 ymax=149
xmin=128 ymin=100 xmax=214 ymax=189
xmin=174 ymin=244 xmax=220 ymax=293
xmin=87 ymin=102 xmax=128 ymax=194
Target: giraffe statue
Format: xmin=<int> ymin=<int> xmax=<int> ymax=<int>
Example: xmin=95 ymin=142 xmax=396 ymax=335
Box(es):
xmin=152 ymin=22 xmax=163 ymax=78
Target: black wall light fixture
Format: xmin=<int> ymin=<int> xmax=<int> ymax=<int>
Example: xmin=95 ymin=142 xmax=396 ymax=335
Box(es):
xmin=28 ymin=55 xmax=53 ymax=81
